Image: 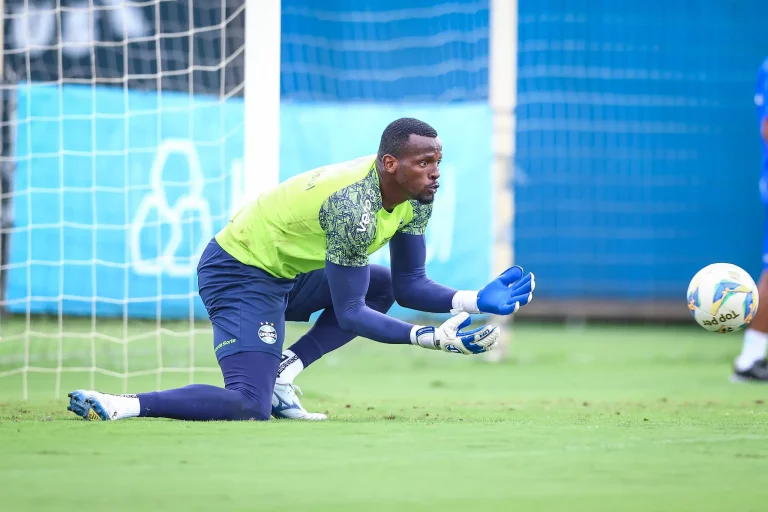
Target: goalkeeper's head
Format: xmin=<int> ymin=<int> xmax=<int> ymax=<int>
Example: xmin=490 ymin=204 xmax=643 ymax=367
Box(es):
xmin=377 ymin=117 xmax=441 ymax=205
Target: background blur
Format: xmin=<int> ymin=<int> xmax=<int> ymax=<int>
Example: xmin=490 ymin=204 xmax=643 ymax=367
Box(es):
xmin=0 ymin=0 xmax=767 ymax=336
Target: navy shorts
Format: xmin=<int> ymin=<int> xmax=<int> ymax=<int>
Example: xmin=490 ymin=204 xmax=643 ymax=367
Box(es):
xmin=197 ymin=239 xmax=334 ymax=362
xmin=763 ymin=204 xmax=768 ymax=270
xmin=761 ymin=174 xmax=768 ymax=269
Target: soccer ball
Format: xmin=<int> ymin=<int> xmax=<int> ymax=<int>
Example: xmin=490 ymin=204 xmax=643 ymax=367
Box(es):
xmin=687 ymin=263 xmax=759 ymax=333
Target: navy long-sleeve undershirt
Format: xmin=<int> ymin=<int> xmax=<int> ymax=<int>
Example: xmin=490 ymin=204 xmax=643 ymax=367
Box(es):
xmin=389 ymin=232 xmax=457 ymax=312
xmin=325 ymin=232 xmax=458 ymax=344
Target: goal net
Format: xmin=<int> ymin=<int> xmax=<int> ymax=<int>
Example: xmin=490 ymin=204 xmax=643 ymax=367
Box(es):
xmin=0 ymin=0 xmax=494 ymax=400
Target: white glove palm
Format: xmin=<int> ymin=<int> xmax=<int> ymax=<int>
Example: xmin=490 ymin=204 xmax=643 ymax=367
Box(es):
xmin=410 ymin=312 xmax=500 ymax=355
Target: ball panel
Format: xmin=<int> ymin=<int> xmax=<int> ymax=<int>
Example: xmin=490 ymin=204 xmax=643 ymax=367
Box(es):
xmin=686 ymin=286 xmax=699 ymax=318
xmin=743 ymin=290 xmax=758 ymax=324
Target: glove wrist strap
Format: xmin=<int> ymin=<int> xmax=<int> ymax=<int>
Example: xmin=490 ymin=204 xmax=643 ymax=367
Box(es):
xmin=410 ymin=325 xmax=440 ymax=350
xmin=451 ymin=290 xmax=480 ymax=315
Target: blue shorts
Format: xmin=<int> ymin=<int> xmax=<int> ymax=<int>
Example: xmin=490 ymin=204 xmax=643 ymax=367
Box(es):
xmin=761 ymin=175 xmax=768 ymax=269
xmin=197 ymin=239 xmax=334 ymax=362
xmin=763 ymin=206 xmax=768 ymax=270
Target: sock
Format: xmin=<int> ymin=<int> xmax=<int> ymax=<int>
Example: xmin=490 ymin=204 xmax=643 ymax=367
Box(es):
xmin=112 ymin=394 xmax=141 ymax=419
xmin=735 ymin=328 xmax=768 ymax=371
xmin=276 ymin=349 xmax=304 ymax=385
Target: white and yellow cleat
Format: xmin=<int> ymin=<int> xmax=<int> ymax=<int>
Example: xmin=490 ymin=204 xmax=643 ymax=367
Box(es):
xmin=271 ymin=383 xmax=327 ymax=421
xmin=67 ymin=390 xmax=139 ymax=421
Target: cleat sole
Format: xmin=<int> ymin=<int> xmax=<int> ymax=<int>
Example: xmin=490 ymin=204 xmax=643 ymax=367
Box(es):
xmin=67 ymin=390 xmax=94 ymax=420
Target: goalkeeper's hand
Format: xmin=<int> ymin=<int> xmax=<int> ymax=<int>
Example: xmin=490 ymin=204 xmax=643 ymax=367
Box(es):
xmin=476 ymin=265 xmax=535 ymax=316
xmin=410 ymin=312 xmax=499 ymax=355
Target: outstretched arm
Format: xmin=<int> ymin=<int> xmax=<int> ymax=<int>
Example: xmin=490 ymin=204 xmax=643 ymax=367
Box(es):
xmin=319 ymin=187 xmax=498 ymax=354
xmin=325 ymin=261 xmax=413 ymax=344
xmin=389 ymin=232 xmax=472 ymax=313
xmin=326 ymin=260 xmax=499 ymax=354
xmin=390 ymin=232 xmax=536 ymax=316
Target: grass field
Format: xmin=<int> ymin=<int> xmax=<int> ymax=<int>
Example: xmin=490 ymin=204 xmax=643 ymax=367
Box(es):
xmin=1 ymin=315 xmax=767 ymax=511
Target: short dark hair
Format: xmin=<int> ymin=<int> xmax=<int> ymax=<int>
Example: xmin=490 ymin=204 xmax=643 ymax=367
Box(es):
xmin=377 ymin=118 xmax=437 ymax=161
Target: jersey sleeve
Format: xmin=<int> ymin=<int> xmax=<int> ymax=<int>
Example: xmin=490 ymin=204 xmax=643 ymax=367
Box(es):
xmin=399 ymin=201 xmax=433 ymax=235
xmin=319 ymin=189 xmax=375 ymax=267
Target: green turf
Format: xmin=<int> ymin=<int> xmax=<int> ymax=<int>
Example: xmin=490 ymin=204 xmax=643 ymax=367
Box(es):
xmin=1 ymin=316 xmax=767 ymax=511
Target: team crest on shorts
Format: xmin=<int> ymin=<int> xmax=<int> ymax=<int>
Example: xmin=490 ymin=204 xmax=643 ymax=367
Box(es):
xmin=258 ymin=322 xmax=278 ymax=344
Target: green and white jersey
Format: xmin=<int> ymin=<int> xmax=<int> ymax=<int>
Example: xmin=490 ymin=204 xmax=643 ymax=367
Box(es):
xmin=215 ymin=155 xmax=432 ymax=278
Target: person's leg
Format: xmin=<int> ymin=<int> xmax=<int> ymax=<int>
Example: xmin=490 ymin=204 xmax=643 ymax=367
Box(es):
xmin=280 ymin=264 xmax=395 ymax=381
xmin=67 ymin=239 xmax=296 ymax=421
xmin=69 ymin=351 xmax=280 ymax=421
xmin=269 ymin=264 xmax=395 ymax=419
xmin=733 ymin=217 xmax=768 ymax=381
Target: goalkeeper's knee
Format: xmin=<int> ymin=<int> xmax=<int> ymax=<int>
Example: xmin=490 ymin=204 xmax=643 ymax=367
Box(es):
xmin=232 ymin=391 xmax=271 ymax=421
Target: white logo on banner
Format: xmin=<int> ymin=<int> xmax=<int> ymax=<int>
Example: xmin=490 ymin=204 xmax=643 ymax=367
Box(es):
xmin=9 ymin=0 xmax=150 ymax=59
xmin=130 ymin=139 xmax=213 ymax=277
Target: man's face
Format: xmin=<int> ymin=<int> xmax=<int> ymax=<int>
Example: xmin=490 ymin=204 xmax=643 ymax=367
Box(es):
xmin=391 ymin=134 xmax=442 ymax=204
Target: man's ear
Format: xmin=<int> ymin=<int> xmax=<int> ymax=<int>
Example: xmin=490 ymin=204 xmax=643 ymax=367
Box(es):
xmin=380 ymin=154 xmax=399 ymax=174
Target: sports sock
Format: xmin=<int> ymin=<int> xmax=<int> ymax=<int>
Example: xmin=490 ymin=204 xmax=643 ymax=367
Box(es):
xmin=109 ymin=394 xmax=141 ymax=419
xmin=276 ymin=349 xmax=304 ymax=385
xmin=735 ymin=328 xmax=768 ymax=371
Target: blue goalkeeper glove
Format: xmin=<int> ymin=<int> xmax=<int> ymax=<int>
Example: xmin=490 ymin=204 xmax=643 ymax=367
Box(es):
xmin=410 ymin=312 xmax=499 ymax=355
xmin=476 ymin=266 xmax=535 ymax=316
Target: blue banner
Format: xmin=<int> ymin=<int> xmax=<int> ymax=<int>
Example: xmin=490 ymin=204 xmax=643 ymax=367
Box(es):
xmin=6 ymin=84 xmax=494 ymax=319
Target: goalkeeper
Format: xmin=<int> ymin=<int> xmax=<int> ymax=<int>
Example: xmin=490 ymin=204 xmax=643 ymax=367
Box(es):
xmin=67 ymin=118 xmax=535 ymax=422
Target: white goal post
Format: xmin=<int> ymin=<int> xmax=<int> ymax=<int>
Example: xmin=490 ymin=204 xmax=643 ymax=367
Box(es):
xmin=488 ymin=0 xmax=517 ymax=361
